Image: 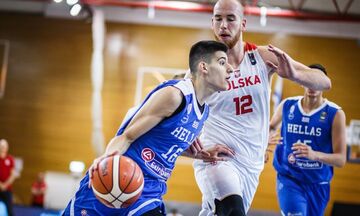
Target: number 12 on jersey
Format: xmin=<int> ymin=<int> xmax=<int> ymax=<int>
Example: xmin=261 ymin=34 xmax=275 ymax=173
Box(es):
xmin=233 ymin=95 xmax=253 ymax=115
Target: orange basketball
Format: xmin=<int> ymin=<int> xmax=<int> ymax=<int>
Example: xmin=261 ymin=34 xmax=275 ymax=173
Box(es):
xmin=91 ymin=155 xmax=144 ymax=208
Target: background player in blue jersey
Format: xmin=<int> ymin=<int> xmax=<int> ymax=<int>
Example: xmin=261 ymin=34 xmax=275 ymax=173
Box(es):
xmin=63 ymin=40 xmax=235 ymax=216
xmin=269 ymin=64 xmax=347 ymax=216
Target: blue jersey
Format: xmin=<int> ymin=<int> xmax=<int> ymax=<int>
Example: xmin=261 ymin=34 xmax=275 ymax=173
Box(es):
xmin=273 ymin=96 xmax=340 ymax=184
xmin=119 ymin=78 xmax=209 ymax=181
xmin=63 ymin=78 xmax=209 ymax=216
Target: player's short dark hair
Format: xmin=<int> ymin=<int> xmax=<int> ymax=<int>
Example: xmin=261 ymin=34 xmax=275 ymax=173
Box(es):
xmin=189 ymin=40 xmax=228 ymax=74
xmin=308 ymin=64 xmax=327 ymax=76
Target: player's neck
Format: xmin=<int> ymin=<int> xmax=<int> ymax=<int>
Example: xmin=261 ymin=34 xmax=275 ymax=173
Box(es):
xmin=302 ymin=96 xmax=325 ymax=112
xmin=191 ymin=78 xmax=211 ymax=106
xmin=227 ymin=40 xmax=245 ymax=69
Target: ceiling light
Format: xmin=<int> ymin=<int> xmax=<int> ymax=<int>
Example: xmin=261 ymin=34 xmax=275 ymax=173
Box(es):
xmin=66 ymin=0 xmax=78 ymax=6
xmin=70 ymin=4 xmax=82 ymax=16
xmin=260 ymin=6 xmax=267 ymax=27
xmin=69 ymin=161 xmax=85 ymax=174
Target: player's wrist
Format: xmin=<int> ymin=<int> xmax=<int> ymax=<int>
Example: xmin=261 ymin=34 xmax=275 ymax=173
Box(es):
xmin=313 ymin=151 xmax=321 ymax=161
xmin=193 ymin=153 xmax=201 ymax=159
xmin=289 ymin=70 xmax=301 ymax=83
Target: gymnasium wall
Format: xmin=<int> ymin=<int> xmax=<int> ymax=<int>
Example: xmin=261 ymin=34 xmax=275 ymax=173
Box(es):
xmin=0 ymin=12 xmax=359 ymax=215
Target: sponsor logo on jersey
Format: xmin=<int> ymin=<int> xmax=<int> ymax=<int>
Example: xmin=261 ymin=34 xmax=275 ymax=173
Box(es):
xmin=192 ymin=121 xmax=199 ymax=129
xmin=287 ymin=123 xmax=322 ymax=136
xmin=141 ymin=148 xmax=155 ymax=162
xmin=181 ymin=115 xmax=189 ymax=123
xmin=288 ymin=105 xmax=295 ymax=120
xmin=301 ymin=117 xmax=310 ymax=123
xmin=81 ymin=209 xmax=88 ymax=216
xmin=171 ymin=126 xmax=196 ymax=144
xmin=295 ymin=159 xmax=323 ymax=169
xmin=234 ymin=69 xmax=241 ymax=78
xmin=320 ymin=111 xmax=327 ymax=122
xmin=181 ymin=104 xmax=193 ymax=123
xmin=227 ymin=75 xmax=262 ymax=90
xmin=145 ymin=159 xmax=172 ymax=180
xmin=288 ymin=153 xmax=296 ymax=164
xmin=248 ymin=52 xmax=257 ymax=65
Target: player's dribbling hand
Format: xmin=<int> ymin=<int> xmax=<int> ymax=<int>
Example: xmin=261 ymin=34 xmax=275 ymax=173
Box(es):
xmin=291 ymin=142 xmax=317 ymax=160
xmin=88 ymin=151 xmax=119 ymax=188
xmin=200 ymin=144 xmax=235 ymax=163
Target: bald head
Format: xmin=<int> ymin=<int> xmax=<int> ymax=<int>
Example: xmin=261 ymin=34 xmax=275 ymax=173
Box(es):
xmin=0 ymin=139 xmax=9 ymax=158
xmin=214 ymin=0 xmax=244 ymax=17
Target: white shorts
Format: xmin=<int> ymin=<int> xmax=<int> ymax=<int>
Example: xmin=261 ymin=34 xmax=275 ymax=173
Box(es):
xmin=193 ymin=160 xmax=260 ymax=216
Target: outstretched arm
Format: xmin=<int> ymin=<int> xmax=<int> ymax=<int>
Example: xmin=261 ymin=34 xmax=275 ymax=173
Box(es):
xmin=292 ymin=110 xmax=347 ymax=167
xmin=182 ymin=138 xmax=235 ymax=162
xmin=259 ymin=45 xmax=331 ymax=91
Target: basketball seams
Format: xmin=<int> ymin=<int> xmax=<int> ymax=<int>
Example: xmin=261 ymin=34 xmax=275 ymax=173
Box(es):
xmin=96 ymin=157 xmax=118 ymax=200
xmin=110 ymin=155 xmax=124 ymax=206
xmin=92 ymin=155 xmax=144 ymax=208
xmin=114 ymin=157 xmax=137 ymax=202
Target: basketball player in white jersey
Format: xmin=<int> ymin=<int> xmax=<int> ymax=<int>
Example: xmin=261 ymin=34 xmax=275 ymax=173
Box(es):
xmin=192 ymin=1 xmax=332 ymax=215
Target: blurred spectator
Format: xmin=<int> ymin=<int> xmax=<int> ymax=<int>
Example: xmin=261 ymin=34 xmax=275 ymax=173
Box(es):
xmin=0 ymin=139 xmax=16 ymax=216
xmin=31 ymin=172 xmax=46 ymax=208
xmin=166 ymin=208 xmax=183 ymax=216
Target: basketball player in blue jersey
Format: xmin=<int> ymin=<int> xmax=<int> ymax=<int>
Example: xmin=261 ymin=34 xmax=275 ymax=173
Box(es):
xmin=191 ymin=1 xmax=331 ymax=216
xmin=270 ymin=64 xmax=347 ymax=216
xmin=62 ymin=40 xmax=235 ymax=216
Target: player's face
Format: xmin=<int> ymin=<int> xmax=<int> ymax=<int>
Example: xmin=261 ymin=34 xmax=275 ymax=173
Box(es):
xmin=207 ymin=51 xmax=232 ymax=91
xmin=212 ymin=0 xmax=245 ymax=48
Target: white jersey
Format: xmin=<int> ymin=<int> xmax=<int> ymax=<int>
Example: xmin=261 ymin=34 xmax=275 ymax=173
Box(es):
xmin=198 ymin=42 xmax=271 ymax=173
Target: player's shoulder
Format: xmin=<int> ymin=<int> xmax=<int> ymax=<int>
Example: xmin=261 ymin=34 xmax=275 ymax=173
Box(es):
xmin=244 ymin=42 xmax=258 ymax=52
xmin=152 ymin=79 xmax=191 ymax=109
xmin=157 ymin=85 xmax=183 ymax=102
xmin=325 ymin=99 xmax=341 ymax=110
xmin=171 ymin=78 xmax=194 ymax=96
xmin=256 ymin=44 xmax=274 ymax=63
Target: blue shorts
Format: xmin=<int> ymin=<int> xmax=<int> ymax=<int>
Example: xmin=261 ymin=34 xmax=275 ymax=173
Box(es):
xmin=276 ymin=173 xmax=330 ymax=216
xmin=63 ymin=174 xmax=167 ymax=216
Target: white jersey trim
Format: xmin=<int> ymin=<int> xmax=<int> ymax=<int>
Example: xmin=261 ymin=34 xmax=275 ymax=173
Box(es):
xmin=174 ymin=78 xmax=206 ymax=120
xmin=70 ymin=196 xmax=75 ymax=216
xmin=128 ymin=198 xmax=161 ymax=216
xmin=327 ymin=100 xmax=341 ymax=110
xmin=296 ymin=97 xmax=339 ymax=116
